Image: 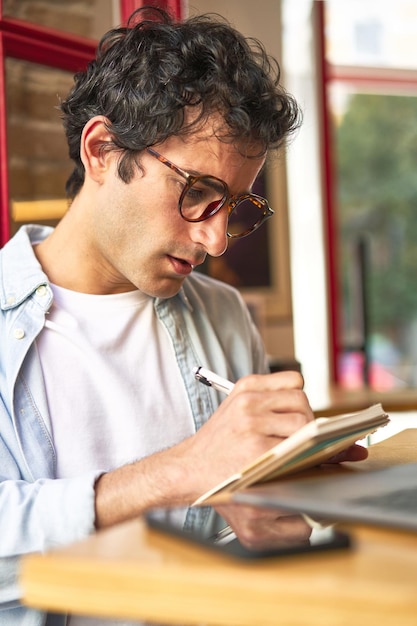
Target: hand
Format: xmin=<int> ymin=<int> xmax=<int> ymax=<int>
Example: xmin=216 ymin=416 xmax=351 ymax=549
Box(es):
xmin=215 ymin=502 xmax=312 ymax=551
xmin=95 ymin=370 xmax=313 ymax=528
xmin=176 ymin=370 xmax=314 ymax=499
xmin=94 ymin=370 xmax=366 ymax=529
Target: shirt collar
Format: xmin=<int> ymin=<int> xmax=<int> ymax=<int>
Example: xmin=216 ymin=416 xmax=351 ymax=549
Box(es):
xmin=0 ymin=224 xmax=52 ymax=310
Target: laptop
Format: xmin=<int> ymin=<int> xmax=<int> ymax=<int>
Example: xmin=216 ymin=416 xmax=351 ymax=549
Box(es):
xmin=233 ymin=462 xmax=417 ymax=532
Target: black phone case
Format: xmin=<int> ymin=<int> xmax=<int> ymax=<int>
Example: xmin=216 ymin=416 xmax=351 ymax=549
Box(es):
xmin=145 ymin=508 xmax=351 ymax=560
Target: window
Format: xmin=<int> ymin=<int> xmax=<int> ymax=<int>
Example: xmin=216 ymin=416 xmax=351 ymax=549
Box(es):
xmin=322 ymin=0 xmax=417 ymax=391
xmin=0 ymin=1 xmax=105 ymax=245
xmin=3 ymin=0 xmax=115 ymax=38
xmin=5 ymin=58 xmax=75 ymax=236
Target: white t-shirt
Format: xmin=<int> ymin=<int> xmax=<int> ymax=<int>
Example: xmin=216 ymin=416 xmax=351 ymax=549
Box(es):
xmin=37 ymin=284 xmax=195 ymax=478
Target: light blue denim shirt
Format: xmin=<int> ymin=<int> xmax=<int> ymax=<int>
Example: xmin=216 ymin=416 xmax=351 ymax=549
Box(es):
xmin=0 ymin=224 xmax=268 ymax=625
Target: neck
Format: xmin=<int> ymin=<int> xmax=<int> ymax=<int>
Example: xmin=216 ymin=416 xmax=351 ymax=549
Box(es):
xmin=34 ymin=198 xmax=134 ymax=295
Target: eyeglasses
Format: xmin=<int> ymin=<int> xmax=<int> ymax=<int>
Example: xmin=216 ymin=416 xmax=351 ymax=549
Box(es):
xmin=146 ymin=147 xmax=274 ymax=238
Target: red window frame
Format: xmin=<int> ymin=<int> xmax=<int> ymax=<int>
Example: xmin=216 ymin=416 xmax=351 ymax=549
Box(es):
xmin=121 ymin=0 xmax=184 ymax=23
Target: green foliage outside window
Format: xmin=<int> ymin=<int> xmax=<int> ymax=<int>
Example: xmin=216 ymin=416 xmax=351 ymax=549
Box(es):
xmin=337 ymin=94 xmax=417 ymax=333
xmin=336 ymin=93 xmax=417 ymax=383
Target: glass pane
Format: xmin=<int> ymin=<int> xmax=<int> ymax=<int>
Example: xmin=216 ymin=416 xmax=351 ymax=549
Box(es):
xmin=331 ymin=85 xmax=417 ymax=390
xmin=6 ymin=58 xmax=75 ymax=235
xmin=325 ymin=0 xmax=417 ymax=69
xmin=3 ymin=0 xmax=117 ymax=39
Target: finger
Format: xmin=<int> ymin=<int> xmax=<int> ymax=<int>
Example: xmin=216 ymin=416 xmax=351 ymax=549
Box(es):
xmin=326 ymin=443 xmax=369 ymax=463
xmin=228 ymin=388 xmax=314 ymax=436
xmin=233 ymin=371 xmax=304 ymax=394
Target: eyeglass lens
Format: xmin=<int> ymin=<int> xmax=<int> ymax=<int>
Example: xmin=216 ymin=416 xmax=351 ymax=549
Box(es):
xmin=181 ymin=178 xmax=269 ymax=237
xmin=180 ymin=176 xmax=227 ymax=221
xmin=227 ymin=197 xmax=268 ymax=237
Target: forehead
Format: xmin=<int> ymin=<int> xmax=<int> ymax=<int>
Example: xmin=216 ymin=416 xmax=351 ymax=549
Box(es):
xmin=159 ymin=132 xmax=265 ymax=174
xmin=173 ymin=109 xmax=265 ymax=160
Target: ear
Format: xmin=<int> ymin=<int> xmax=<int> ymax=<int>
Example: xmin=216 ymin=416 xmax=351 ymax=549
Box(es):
xmin=80 ymin=116 xmax=116 ymax=184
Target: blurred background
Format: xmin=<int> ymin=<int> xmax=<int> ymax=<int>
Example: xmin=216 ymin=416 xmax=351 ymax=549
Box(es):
xmin=1 ymin=0 xmax=417 ymax=419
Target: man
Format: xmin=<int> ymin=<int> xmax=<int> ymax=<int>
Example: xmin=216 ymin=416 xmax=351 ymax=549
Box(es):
xmin=0 ymin=7 xmax=367 ymax=625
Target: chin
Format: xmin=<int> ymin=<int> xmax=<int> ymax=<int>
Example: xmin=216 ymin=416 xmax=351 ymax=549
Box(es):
xmin=144 ymin=279 xmax=185 ymax=300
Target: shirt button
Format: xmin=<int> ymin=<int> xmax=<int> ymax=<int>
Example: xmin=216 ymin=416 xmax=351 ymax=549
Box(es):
xmin=14 ymin=328 xmax=25 ymax=340
xmin=6 ymin=295 xmax=15 ymax=305
xmin=36 ymin=285 xmax=47 ymax=297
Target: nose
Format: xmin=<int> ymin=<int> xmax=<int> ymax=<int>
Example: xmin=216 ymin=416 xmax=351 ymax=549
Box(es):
xmin=189 ymin=209 xmax=229 ymax=257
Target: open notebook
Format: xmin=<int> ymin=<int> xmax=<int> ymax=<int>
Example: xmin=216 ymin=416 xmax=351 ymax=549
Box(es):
xmin=194 ymin=403 xmax=389 ymax=505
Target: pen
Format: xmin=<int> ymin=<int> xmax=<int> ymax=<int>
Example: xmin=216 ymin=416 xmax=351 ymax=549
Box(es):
xmin=193 ymin=367 xmax=235 ymax=544
xmin=211 ymin=524 xmax=237 ymax=545
xmin=193 ymin=366 xmax=235 ymax=395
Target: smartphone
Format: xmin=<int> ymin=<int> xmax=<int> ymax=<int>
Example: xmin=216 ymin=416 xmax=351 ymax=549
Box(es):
xmin=145 ymin=505 xmax=351 ymax=560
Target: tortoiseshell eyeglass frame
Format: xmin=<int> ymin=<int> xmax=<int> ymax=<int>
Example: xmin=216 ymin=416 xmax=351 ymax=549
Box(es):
xmin=146 ymin=147 xmax=274 ymax=238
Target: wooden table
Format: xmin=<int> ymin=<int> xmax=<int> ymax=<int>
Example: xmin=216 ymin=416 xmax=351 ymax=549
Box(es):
xmin=312 ymin=385 xmax=417 ymax=417
xmin=20 ymin=430 xmax=417 ymax=626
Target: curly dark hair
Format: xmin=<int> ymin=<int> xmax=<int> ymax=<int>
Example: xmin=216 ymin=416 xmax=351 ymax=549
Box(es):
xmin=60 ymin=6 xmax=302 ymax=198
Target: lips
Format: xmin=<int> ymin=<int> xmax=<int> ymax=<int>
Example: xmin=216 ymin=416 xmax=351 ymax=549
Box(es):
xmin=168 ymin=255 xmax=195 ymax=276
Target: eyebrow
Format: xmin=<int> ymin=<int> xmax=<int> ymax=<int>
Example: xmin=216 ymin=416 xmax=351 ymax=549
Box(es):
xmin=180 ymin=164 xmax=228 ymax=193
xmin=173 ymin=157 xmax=257 ymax=198
xmin=201 ymin=177 xmax=227 ymax=194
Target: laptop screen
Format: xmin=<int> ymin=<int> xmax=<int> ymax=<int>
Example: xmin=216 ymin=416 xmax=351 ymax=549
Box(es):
xmin=233 ymin=463 xmax=417 ymax=532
